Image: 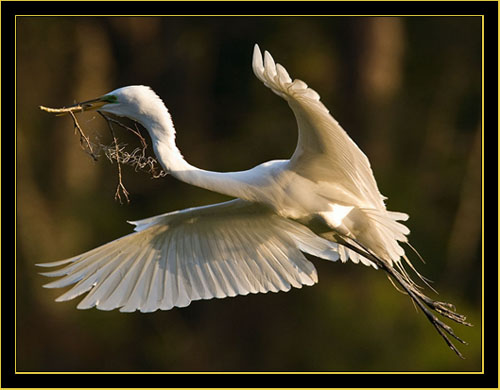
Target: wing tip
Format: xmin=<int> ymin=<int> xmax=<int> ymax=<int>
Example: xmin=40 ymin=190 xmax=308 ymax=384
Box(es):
xmin=252 ymin=43 xmax=264 ymax=76
xmin=35 ymin=258 xmax=75 ymax=268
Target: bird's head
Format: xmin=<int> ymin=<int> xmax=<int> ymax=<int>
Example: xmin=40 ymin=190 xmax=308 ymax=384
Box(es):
xmin=76 ymin=85 xmax=167 ymax=125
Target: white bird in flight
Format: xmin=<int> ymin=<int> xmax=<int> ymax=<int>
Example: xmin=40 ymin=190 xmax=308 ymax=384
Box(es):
xmin=38 ymin=44 xmax=470 ymax=357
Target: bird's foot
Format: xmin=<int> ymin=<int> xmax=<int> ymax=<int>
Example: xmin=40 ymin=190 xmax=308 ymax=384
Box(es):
xmin=394 ymin=282 xmax=471 ymax=359
xmin=416 ymin=292 xmax=473 ymax=327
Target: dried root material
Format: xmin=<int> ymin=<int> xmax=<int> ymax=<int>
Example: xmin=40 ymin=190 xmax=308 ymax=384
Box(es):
xmin=98 ymin=113 xmax=167 ymax=179
xmin=40 ymin=105 xmax=167 ymax=203
xmin=101 ymin=113 xmax=130 ymax=204
xmin=101 ymin=144 xmax=168 ymax=179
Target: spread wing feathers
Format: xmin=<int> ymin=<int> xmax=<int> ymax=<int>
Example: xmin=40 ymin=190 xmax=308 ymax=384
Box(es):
xmin=37 ymin=200 xmax=341 ymax=313
xmin=252 ymin=44 xmax=386 ymax=210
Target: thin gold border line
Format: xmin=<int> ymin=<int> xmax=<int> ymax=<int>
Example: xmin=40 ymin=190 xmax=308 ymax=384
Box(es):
xmin=14 ymin=14 xmax=485 ymax=376
xmin=15 ymin=371 xmax=485 ymax=375
xmin=15 ymin=14 xmax=486 ymax=17
xmin=481 ymin=13 xmax=485 ymax=374
xmin=14 ymin=14 xmax=17 ymax=375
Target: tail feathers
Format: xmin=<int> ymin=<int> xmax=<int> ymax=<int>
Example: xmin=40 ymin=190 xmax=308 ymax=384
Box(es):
xmin=362 ymin=208 xmax=435 ymax=291
xmin=361 ymin=208 xmax=411 ymax=264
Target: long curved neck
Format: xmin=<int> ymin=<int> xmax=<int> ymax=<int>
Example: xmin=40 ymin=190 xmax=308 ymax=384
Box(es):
xmin=139 ymin=106 xmax=255 ymax=201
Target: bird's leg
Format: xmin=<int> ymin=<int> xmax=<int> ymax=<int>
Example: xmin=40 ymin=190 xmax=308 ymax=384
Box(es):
xmin=379 ymin=260 xmax=469 ymax=359
xmin=334 ymin=235 xmax=471 ymax=359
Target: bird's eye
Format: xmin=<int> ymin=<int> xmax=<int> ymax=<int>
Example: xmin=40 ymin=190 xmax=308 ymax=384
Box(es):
xmin=102 ymin=94 xmax=118 ymax=103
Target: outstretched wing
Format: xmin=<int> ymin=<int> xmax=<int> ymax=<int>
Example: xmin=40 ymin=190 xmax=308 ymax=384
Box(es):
xmin=37 ymin=200 xmax=340 ymax=313
xmin=252 ymin=44 xmax=386 ymax=210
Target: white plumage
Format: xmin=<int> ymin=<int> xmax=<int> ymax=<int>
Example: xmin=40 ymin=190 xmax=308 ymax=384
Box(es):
xmin=39 ymin=199 xmax=338 ymax=312
xmin=38 ymin=44 xmax=469 ymax=357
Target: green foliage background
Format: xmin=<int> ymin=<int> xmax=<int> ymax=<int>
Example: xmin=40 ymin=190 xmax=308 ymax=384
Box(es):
xmin=16 ymin=16 xmax=482 ymax=372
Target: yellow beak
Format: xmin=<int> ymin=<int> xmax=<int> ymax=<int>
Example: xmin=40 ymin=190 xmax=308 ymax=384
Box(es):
xmin=70 ymin=97 xmax=109 ymax=112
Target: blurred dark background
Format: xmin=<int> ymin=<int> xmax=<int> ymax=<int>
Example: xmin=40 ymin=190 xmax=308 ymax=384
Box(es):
xmin=16 ymin=16 xmax=482 ymax=372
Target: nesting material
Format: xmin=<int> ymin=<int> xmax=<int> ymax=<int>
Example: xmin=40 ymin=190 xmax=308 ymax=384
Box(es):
xmin=40 ymin=104 xmax=166 ymax=203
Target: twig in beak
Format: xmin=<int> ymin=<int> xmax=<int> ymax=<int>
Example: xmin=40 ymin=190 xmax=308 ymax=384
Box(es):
xmin=39 ymin=104 xmax=84 ymax=114
xmin=68 ymin=111 xmax=98 ymax=161
xmin=40 ymin=104 xmax=98 ymax=160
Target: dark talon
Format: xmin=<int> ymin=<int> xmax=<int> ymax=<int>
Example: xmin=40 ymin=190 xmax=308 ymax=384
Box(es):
xmin=437 ymin=301 xmax=456 ymax=311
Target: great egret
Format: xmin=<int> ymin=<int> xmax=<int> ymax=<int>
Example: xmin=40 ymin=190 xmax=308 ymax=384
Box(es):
xmin=38 ymin=44 xmax=470 ymax=357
